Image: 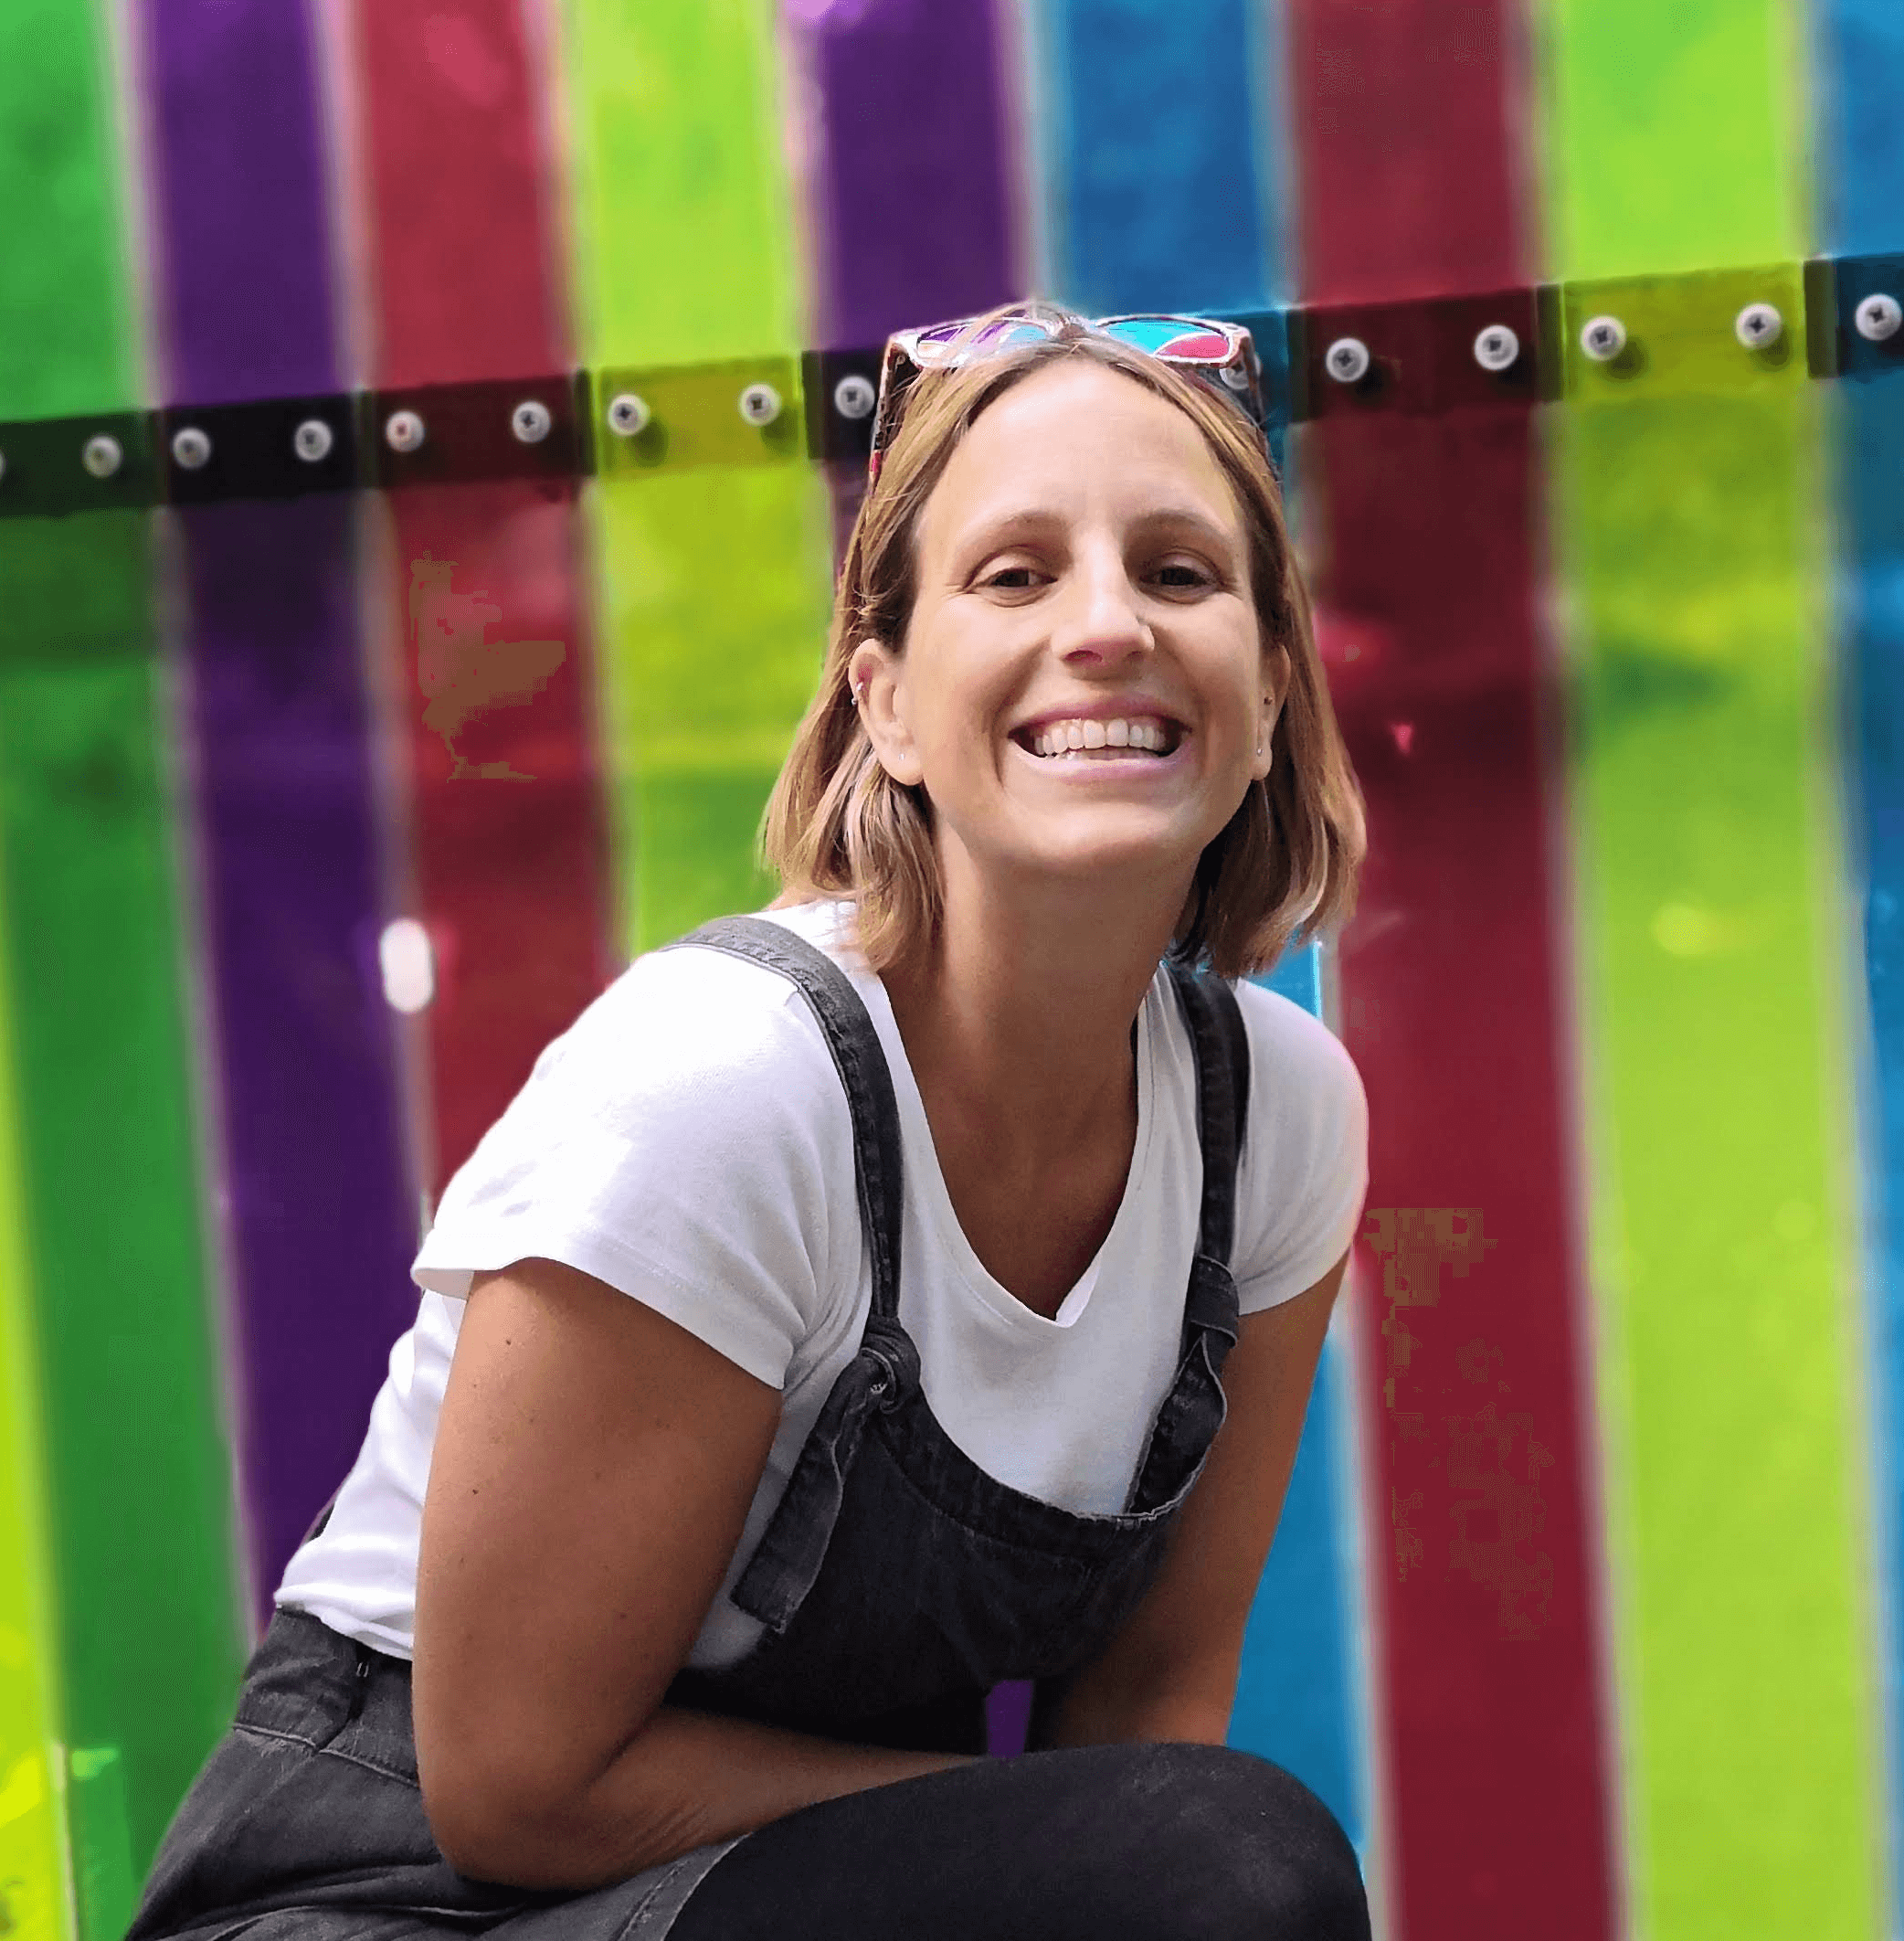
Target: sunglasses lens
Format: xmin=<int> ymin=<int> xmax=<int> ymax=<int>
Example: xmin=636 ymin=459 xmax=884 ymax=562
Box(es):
xmin=1100 ymin=316 xmax=1239 ymax=363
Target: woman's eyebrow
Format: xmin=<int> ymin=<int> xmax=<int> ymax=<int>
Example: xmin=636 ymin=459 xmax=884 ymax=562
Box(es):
xmin=949 ymin=502 xmax=1240 ymax=560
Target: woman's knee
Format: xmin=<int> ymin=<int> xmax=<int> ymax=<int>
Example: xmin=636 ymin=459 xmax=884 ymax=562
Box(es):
xmin=1104 ymin=1743 xmax=1370 ymax=1939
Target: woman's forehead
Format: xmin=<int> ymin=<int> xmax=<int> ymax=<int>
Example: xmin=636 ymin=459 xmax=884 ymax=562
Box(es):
xmin=923 ymin=362 xmax=1240 ymax=548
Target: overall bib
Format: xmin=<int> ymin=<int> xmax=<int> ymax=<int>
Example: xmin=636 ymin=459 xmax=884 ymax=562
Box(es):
xmin=127 ymin=917 xmax=1255 ymax=1941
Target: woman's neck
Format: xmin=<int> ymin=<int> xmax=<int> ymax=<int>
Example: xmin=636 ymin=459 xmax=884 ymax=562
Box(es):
xmin=878 ymin=864 xmax=1189 ymax=1169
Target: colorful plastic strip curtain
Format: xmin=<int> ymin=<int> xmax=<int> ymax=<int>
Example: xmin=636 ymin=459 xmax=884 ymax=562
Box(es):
xmin=1022 ymin=0 xmax=1369 ymax=1845
xmin=1814 ymin=0 xmax=1904 ymax=1930
xmin=0 ymin=5 xmax=246 ymax=1933
xmin=345 ymin=0 xmax=614 ymax=1194
xmin=1286 ymin=3 xmax=1619 ymax=1934
xmin=563 ymin=0 xmax=832 ymax=957
xmin=134 ymin=0 xmax=418 ymax=1637
xmin=1544 ymin=2 xmax=1881 ymax=1936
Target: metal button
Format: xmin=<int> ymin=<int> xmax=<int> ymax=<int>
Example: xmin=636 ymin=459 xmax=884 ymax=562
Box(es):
xmin=384 ymin=409 xmax=426 ymax=454
xmin=1734 ymin=302 xmax=1782 ymax=350
xmin=171 ymin=427 xmax=212 ymax=472
xmin=82 ymin=434 xmax=123 ymax=479
xmin=1324 ymin=336 xmax=1370 ymax=385
xmin=739 ymin=381 xmax=783 ymax=426
xmin=833 ymin=374 xmax=875 ymax=419
xmin=1580 ymin=315 xmax=1626 ymax=362
xmin=607 ymin=393 xmax=651 ymax=437
xmin=1474 ymin=324 xmax=1519 ymax=372
xmin=511 ymin=399 xmax=553 ymax=445
xmin=293 ymin=418 xmax=334 ymax=463
xmin=1856 ymin=293 xmax=1903 ymax=344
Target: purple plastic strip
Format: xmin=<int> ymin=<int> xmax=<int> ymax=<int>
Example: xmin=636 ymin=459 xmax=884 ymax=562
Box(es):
xmin=790 ymin=0 xmax=1022 ymax=350
xmin=143 ymin=0 xmax=338 ymax=403
xmin=139 ymin=0 xmax=417 ymax=1629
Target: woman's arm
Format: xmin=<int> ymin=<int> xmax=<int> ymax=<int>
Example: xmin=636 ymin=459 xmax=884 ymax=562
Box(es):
xmin=1036 ymin=1250 xmax=1350 ymax=1748
xmin=414 ymin=1257 xmax=969 ymax=1893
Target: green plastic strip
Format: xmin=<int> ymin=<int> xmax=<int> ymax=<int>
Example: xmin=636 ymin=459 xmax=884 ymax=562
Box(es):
xmin=0 ymin=514 xmax=246 ymax=1922
xmin=562 ymin=0 xmax=805 ymax=368
xmin=1552 ymin=377 xmax=1880 ymax=1940
xmin=0 ymin=5 xmax=245 ymax=1905
xmin=1542 ymin=0 xmax=1808 ymax=279
xmin=0 ymin=1 xmax=137 ymax=420
xmin=0 ymin=824 xmax=71 ymax=1941
xmin=565 ymin=0 xmax=833 ymax=953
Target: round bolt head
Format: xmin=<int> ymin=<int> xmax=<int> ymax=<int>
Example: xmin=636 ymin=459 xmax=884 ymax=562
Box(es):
xmin=511 ymin=399 xmax=553 ymax=445
xmin=82 ymin=434 xmax=123 ymax=479
xmin=833 ymin=374 xmax=876 ymax=420
xmin=171 ymin=426 xmax=212 ymax=472
xmin=1856 ymin=293 xmax=1903 ymax=344
xmin=293 ymin=418 xmax=334 ymax=463
xmin=739 ymin=381 xmax=783 ymax=426
xmin=1735 ymin=302 xmax=1782 ymax=349
xmin=607 ymin=392 xmax=651 ymax=437
xmin=1580 ymin=314 xmax=1627 ymax=362
xmin=1324 ymin=336 xmax=1370 ymax=385
xmin=1474 ymin=324 xmax=1520 ymax=373
xmin=384 ymin=408 xmax=426 ymax=454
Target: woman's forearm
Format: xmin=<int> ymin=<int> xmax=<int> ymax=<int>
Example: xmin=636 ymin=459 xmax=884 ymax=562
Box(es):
xmin=460 ymin=1702 xmax=973 ymax=1892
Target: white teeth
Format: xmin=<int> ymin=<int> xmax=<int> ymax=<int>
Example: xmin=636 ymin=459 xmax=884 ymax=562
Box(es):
xmin=1027 ymin=716 xmax=1177 ymax=758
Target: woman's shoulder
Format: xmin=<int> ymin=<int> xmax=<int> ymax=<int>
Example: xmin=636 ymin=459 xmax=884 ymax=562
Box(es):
xmin=558 ymin=903 xmax=861 ymax=1119
xmin=1228 ymin=976 xmax=1366 ymax=1120
xmin=1222 ymin=977 xmax=1369 ymax=1310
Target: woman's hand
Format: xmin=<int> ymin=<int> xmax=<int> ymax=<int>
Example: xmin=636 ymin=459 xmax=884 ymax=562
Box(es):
xmin=414 ymin=1258 xmax=965 ymax=1890
xmin=1037 ymin=1250 xmax=1350 ymax=1748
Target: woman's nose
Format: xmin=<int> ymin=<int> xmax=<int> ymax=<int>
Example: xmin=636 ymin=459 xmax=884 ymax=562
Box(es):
xmin=1051 ymin=559 xmax=1151 ymax=668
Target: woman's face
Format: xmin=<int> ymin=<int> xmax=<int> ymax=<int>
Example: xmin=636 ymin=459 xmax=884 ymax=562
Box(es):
xmin=855 ymin=358 xmax=1286 ymax=900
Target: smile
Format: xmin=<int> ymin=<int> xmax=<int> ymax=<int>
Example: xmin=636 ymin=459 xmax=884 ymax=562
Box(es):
xmin=1015 ymin=715 xmax=1186 ymax=759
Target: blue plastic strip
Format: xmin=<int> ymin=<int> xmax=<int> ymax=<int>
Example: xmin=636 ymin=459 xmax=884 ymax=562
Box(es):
xmin=1815 ymin=8 xmax=1904 ymax=1926
xmin=1831 ymin=372 xmax=1904 ymax=1939
xmin=1030 ymin=0 xmax=1283 ymax=314
xmin=1814 ymin=2 xmax=1904 ymax=257
xmin=1235 ymin=943 xmax=1369 ymax=1853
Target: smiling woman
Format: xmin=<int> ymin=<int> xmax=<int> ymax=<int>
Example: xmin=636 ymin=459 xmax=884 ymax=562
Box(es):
xmin=126 ymin=305 xmax=1374 ymax=1941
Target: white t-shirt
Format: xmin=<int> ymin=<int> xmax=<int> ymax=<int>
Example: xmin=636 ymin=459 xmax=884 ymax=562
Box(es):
xmin=276 ymin=901 xmax=1369 ymax=1670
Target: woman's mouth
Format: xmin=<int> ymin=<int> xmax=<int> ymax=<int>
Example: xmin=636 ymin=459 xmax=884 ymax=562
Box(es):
xmin=1013 ymin=715 xmax=1187 ymax=760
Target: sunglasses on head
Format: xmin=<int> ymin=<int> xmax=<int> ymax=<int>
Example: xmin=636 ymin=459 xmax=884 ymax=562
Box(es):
xmin=867 ymin=305 xmax=1267 ymax=483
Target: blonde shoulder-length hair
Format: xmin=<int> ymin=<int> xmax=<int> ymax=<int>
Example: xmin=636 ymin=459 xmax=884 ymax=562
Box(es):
xmin=762 ymin=304 xmax=1365 ymax=981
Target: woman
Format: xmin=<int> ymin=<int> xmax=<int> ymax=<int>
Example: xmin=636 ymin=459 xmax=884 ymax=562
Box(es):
xmin=129 ymin=304 xmax=1372 ymax=1939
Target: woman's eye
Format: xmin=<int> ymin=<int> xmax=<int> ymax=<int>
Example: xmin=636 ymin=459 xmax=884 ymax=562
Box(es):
xmin=1154 ymin=561 xmax=1213 ymax=590
xmin=984 ymin=566 xmax=1045 ymax=591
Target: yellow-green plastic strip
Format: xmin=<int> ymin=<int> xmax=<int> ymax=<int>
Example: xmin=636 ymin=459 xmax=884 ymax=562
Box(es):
xmin=1543 ymin=0 xmax=1884 ymax=1909
xmin=0 ymin=807 xmax=71 ymax=1941
xmin=561 ymin=0 xmax=832 ymax=954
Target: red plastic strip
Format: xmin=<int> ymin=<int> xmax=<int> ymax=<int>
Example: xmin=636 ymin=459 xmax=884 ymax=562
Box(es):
xmin=1284 ymin=4 xmax=1619 ymax=1934
xmin=346 ymin=0 xmax=613 ymax=1191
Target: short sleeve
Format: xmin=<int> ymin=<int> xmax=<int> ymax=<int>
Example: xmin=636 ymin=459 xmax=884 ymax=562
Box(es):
xmin=409 ymin=947 xmax=857 ymax=1390
xmin=1229 ymin=982 xmax=1370 ymax=1314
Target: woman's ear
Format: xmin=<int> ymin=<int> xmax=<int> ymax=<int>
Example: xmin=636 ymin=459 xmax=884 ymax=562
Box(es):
xmin=850 ymin=637 xmax=925 ymax=788
xmin=1254 ymin=643 xmax=1291 ymax=780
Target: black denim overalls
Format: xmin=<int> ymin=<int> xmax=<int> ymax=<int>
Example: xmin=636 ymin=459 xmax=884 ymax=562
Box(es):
xmin=126 ymin=914 xmax=1255 ymax=1941
xmin=664 ymin=916 xmax=1253 ymax=1755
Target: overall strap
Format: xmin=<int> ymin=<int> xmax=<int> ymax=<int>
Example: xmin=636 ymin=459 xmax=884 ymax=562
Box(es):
xmin=663 ymin=916 xmax=905 ymax=1320
xmin=1161 ymin=958 xmax=1252 ymax=1267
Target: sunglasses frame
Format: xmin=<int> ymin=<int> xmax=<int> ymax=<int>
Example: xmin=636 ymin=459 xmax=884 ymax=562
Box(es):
xmin=866 ymin=306 xmax=1268 ymax=482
